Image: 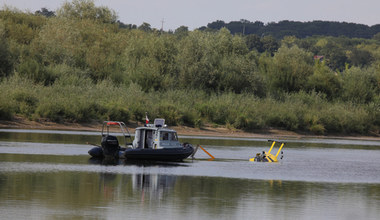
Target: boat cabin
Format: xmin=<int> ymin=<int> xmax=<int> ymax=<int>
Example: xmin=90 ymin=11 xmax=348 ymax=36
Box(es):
xmin=132 ymin=119 xmax=182 ymax=149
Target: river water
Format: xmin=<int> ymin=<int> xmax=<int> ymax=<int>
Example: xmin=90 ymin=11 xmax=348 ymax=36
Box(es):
xmin=0 ymin=129 xmax=379 ymax=219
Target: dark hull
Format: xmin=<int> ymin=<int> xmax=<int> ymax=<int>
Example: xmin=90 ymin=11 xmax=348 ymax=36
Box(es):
xmin=88 ymin=147 xmax=126 ymax=158
xmin=88 ymin=147 xmax=104 ymax=158
xmin=124 ymin=146 xmax=194 ymax=161
xmin=89 ymin=146 xmax=194 ymax=161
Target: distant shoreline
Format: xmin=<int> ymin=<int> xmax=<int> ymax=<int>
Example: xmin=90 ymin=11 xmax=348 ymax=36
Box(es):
xmin=1 ymin=117 xmax=379 ymax=142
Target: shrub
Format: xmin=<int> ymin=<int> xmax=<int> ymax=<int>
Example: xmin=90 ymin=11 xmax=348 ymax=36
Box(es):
xmin=0 ymin=30 xmax=13 ymax=78
xmin=233 ymin=113 xmax=264 ymax=130
xmin=157 ymin=104 xmax=180 ymax=125
xmin=180 ymin=110 xmax=198 ymax=127
xmin=35 ymin=101 xmax=66 ymax=122
xmin=340 ymin=67 xmax=377 ymax=103
xmin=0 ymin=97 xmax=14 ymax=120
xmin=267 ymin=45 xmax=314 ymax=93
xmin=17 ymin=59 xmax=56 ymax=85
xmin=13 ymin=91 xmax=38 ymax=118
xmin=104 ymin=104 xmax=130 ymax=122
xmin=304 ymin=114 xmax=325 ymax=134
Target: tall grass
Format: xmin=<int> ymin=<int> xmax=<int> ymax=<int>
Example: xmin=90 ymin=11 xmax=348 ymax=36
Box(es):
xmin=1 ymin=75 xmax=378 ymax=134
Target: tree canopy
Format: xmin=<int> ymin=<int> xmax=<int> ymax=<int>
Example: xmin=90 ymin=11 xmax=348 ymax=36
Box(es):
xmin=0 ymin=1 xmax=379 ymax=135
xmin=202 ymin=19 xmax=380 ymax=39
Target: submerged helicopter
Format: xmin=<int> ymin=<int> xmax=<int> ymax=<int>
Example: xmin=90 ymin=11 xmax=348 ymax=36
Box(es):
xmin=249 ymin=140 xmax=285 ymax=162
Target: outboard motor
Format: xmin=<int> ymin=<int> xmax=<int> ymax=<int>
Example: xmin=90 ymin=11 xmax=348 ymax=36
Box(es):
xmin=101 ymin=135 xmax=120 ymax=158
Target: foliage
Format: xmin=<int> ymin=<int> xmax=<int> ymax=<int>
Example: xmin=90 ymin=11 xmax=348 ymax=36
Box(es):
xmin=0 ymin=7 xmax=47 ymax=44
xmin=266 ymin=45 xmax=313 ymax=93
xmin=0 ymin=2 xmax=379 ymax=135
xmin=307 ymin=61 xmax=341 ymax=99
xmin=56 ymin=0 xmax=117 ymax=23
xmin=0 ymin=22 xmax=13 ymax=77
xmin=35 ymin=8 xmax=55 ymax=18
xmin=206 ymin=19 xmax=380 ymax=39
xmin=340 ymin=67 xmax=378 ymax=103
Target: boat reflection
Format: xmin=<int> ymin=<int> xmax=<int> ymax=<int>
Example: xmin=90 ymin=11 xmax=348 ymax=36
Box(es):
xmin=88 ymin=157 xmax=121 ymax=165
xmin=133 ymin=173 xmax=177 ymax=202
xmin=96 ymin=171 xmax=178 ymax=203
xmin=88 ymin=157 xmax=191 ymax=167
xmin=88 ymin=158 xmax=184 ymax=202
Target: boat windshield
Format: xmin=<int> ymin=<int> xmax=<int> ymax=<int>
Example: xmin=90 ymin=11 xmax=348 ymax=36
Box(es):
xmin=160 ymin=131 xmax=178 ymax=141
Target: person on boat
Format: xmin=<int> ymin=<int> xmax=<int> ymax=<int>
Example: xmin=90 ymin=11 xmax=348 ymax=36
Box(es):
xmin=162 ymin=132 xmax=169 ymax=141
xmin=145 ymin=130 xmax=153 ymax=149
xmin=254 ymin=153 xmax=262 ymax=162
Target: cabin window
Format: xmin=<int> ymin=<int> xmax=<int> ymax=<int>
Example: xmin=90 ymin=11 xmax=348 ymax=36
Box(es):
xmin=162 ymin=132 xmax=169 ymax=141
xmin=170 ymin=133 xmax=178 ymax=141
xmin=160 ymin=132 xmax=178 ymax=141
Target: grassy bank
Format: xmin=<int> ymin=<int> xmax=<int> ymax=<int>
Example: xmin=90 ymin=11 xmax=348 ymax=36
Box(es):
xmin=1 ymin=75 xmax=378 ymax=135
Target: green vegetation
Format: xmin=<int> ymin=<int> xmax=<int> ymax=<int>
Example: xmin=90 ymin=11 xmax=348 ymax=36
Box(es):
xmin=204 ymin=19 xmax=380 ymax=39
xmin=0 ymin=0 xmax=379 ymax=135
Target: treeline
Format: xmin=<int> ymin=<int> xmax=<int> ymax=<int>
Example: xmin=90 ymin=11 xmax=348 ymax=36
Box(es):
xmin=203 ymin=20 xmax=380 ymax=39
xmin=0 ymin=0 xmax=379 ymax=135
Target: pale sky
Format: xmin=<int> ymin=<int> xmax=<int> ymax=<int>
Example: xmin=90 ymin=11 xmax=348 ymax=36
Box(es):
xmin=2 ymin=0 xmax=380 ymax=30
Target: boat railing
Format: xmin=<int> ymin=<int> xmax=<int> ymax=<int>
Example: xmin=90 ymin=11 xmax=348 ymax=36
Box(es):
xmin=101 ymin=121 xmax=133 ymax=147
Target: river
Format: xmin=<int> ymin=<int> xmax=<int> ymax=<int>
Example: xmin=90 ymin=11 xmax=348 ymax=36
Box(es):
xmin=0 ymin=129 xmax=379 ymax=219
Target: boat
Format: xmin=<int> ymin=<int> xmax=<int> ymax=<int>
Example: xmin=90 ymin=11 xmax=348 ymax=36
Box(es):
xmin=249 ymin=140 xmax=285 ymax=162
xmin=88 ymin=118 xmax=194 ymax=161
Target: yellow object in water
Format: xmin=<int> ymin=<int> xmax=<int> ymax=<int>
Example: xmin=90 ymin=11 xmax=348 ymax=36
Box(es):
xmin=249 ymin=141 xmax=285 ymax=162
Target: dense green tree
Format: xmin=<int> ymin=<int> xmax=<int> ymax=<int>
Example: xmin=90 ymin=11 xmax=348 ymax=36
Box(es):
xmin=341 ymin=67 xmax=377 ymax=103
xmin=245 ymin=34 xmax=262 ymax=51
xmin=261 ymin=36 xmax=279 ymax=55
xmin=17 ymin=58 xmax=55 ymax=85
xmin=174 ymin=26 xmax=189 ymax=39
xmin=207 ymin=20 xmax=225 ymax=30
xmin=35 ymin=8 xmax=55 ymax=17
xmin=281 ymin=36 xmax=298 ymax=48
xmin=205 ymin=19 xmax=379 ymax=39
xmin=267 ymin=45 xmax=314 ymax=93
xmin=347 ymin=48 xmax=373 ymax=67
xmin=176 ymin=28 xmax=258 ymax=93
xmin=0 ymin=22 xmax=12 ymax=77
xmin=57 ymin=0 xmax=117 ymax=23
xmin=307 ymin=61 xmax=341 ymax=99
xmin=373 ymin=33 xmax=380 ymax=41
xmin=0 ymin=8 xmax=47 ymax=44
xmin=117 ymin=21 xmax=136 ymax=29
xmin=176 ymin=30 xmax=218 ymax=91
xmin=316 ymin=40 xmax=348 ymax=71
xmin=124 ymin=32 xmax=178 ymax=91
xmin=32 ymin=16 xmax=127 ymax=81
xmin=138 ymin=22 xmax=152 ymax=32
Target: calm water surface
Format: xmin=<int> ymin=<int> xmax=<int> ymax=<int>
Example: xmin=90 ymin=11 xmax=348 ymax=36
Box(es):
xmin=0 ymin=129 xmax=380 ymax=219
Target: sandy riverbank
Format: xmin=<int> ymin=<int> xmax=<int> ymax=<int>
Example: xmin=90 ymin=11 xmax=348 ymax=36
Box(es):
xmin=0 ymin=116 xmax=379 ymax=141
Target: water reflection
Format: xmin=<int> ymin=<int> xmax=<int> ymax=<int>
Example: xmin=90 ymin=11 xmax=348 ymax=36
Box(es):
xmin=1 ymin=167 xmax=380 ymax=219
xmin=87 ymin=156 xmax=191 ymax=167
xmin=1 ymin=130 xmax=380 ymax=219
xmin=2 ymin=129 xmax=380 ymax=149
xmin=88 ymin=157 xmax=121 ymax=166
xmin=132 ymin=173 xmax=176 ymax=202
xmin=87 ymin=159 xmax=186 ymax=204
xmin=0 ymin=130 xmax=99 ymax=144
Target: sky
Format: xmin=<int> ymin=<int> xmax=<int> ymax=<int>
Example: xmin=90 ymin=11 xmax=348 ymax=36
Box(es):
xmin=2 ymin=0 xmax=380 ymax=30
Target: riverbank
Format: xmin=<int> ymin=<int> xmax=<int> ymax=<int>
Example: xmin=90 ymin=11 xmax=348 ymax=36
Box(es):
xmin=0 ymin=116 xmax=379 ymax=141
